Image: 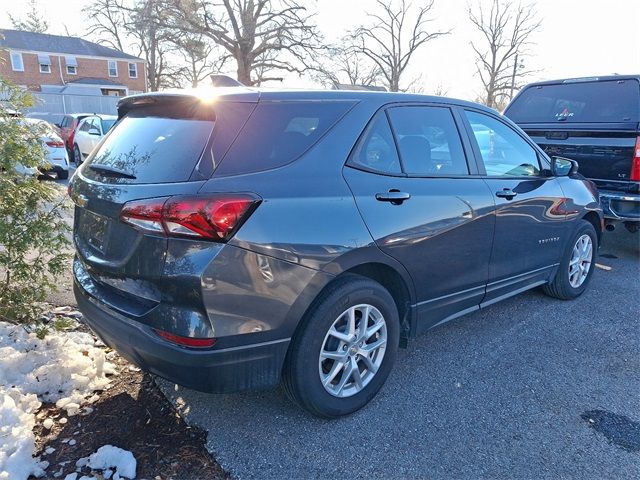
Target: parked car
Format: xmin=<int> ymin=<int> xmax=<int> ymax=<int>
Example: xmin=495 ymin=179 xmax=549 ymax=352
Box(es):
xmin=55 ymin=113 xmax=94 ymax=161
xmin=23 ymin=118 xmax=71 ymax=179
xmin=73 ymin=114 xmax=117 ymax=164
xmin=69 ymin=89 xmax=602 ymax=417
xmin=504 ymin=75 xmax=640 ymax=233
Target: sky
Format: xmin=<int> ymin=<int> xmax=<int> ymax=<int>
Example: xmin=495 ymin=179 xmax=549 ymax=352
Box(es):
xmin=1 ymin=0 xmax=639 ymax=100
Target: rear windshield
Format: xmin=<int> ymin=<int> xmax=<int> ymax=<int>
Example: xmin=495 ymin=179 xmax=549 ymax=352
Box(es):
xmin=214 ymin=101 xmax=355 ymax=176
xmin=82 ymin=113 xmax=214 ymax=184
xmin=505 ymin=79 xmax=639 ymax=123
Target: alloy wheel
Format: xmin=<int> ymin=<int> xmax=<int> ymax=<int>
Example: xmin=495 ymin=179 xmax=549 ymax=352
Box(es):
xmin=568 ymin=234 xmax=593 ymax=288
xmin=318 ymin=304 xmax=387 ymax=398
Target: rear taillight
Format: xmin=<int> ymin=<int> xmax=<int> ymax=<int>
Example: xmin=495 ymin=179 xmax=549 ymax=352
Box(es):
xmin=154 ymin=328 xmax=216 ymax=348
xmin=46 ymin=140 xmax=64 ymax=147
xmin=120 ymin=194 xmax=260 ymax=242
xmin=631 ymin=136 xmax=640 ymax=181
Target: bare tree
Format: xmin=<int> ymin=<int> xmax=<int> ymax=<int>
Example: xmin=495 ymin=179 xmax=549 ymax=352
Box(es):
xmin=168 ymin=33 xmax=229 ymax=87
xmin=9 ymin=0 xmax=49 ymax=33
xmin=469 ymin=0 xmax=541 ymax=108
xmin=312 ymin=40 xmax=382 ymax=89
xmin=84 ymin=0 xmax=127 ymax=52
xmin=352 ymin=0 xmax=449 ymax=92
xmin=164 ymin=0 xmax=322 ymax=86
xmin=84 ymin=0 xmax=175 ymax=91
xmin=130 ymin=0 xmax=176 ymax=91
xmin=431 ymin=82 xmax=448 ymax=96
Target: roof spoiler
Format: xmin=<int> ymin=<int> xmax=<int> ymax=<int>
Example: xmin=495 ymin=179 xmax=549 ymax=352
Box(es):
xmin=210 ymin=75 xmax=245 ymax=87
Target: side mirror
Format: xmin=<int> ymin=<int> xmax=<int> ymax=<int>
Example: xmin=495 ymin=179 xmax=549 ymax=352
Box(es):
xmin=88 ymin=127 xmax=101 ymax=136
xmin=551 ymin=156 xmax=578 ymax=176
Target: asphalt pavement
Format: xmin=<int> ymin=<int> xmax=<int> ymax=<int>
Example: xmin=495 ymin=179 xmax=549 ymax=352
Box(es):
xmin=158 ymin=229 xmax=640 ymax=479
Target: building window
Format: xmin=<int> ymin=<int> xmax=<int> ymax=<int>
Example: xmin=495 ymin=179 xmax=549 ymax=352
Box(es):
xmin=10 ymin=51 xmax=24 ymax=71
xmin=38 ymin=54 xmax=51 ymax=73
xmin=108 ymin=60 xmax=118 ymax=77
xmin=65 ymin=55 xmax=78 ymax=75
xmin=128 ymin=62 xmax=138 ymax=78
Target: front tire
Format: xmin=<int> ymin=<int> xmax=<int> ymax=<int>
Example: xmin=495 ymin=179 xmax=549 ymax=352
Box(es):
xmin=283 ymin=274 xmax=399 ymax=418
xmin=57 ymin=169 xmax=69 ymax=180
xmin=543 ymin=220 xmax=597 ymax=300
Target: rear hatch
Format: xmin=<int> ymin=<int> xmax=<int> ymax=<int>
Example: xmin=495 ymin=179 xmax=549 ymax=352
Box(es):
xmin=71 ymin=93 xmax=257 ymax=317
xmin=504 ymin=78 xmax=640 ymax=193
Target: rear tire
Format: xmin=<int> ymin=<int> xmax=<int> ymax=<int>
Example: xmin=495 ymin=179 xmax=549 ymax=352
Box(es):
xmin=282 ymin=274 xmax=399 ymax=418
xmin=543 ymin=220 xmax=597 ymax=300
xmin=57 ymin=169 xmax=69 ymax=180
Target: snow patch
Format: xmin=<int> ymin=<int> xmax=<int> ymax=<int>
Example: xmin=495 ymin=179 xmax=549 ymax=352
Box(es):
xmin=76 ymin=445 xmax=137 ymax=480
xmin=0 ymin=321 xmax=117 ymax=480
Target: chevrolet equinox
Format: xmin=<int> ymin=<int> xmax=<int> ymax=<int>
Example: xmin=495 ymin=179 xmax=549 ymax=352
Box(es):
xmin=70 ymin=88 xmax=602 ymax=417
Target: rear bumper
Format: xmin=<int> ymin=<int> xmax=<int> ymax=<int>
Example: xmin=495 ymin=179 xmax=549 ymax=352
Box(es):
xmin=600 ymin=191 xmax=640 ymax=222
xmin=74 ymin=281 xmax=290 ymax=393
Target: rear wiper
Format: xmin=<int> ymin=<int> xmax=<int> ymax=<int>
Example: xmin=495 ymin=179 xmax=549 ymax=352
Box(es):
xmin=88 ymin=164 xmax=137 ymax=179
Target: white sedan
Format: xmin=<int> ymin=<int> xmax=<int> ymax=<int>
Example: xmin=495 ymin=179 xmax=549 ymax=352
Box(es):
xmin=21 ymin=119 xmax=71 ymax=179
xmin=73 ymin=115 xmax=117 ymax=164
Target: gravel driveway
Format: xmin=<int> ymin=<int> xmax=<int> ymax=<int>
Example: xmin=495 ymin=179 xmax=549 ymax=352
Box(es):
xmin=159 ymin=230 xmax=640 ymax=479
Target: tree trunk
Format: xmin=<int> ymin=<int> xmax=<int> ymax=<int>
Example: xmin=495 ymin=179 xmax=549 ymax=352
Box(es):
xmin=236 ymin=55 xmax=253 ymax=86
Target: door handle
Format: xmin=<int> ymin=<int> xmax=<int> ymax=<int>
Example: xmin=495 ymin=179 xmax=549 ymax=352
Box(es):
xmin=375 ymin=190 xmax=411 ymax=205
xmin=495 ymin=188 xmax=518 ymax=200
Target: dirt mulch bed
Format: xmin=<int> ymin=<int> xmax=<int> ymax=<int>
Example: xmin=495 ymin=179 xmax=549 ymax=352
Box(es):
xmin=33 ymin=355 xmax=229 ymax=480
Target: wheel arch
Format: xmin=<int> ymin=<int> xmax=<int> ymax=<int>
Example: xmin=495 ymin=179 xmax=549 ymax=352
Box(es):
xmin=582 ymin=210 xmax=602 ymax=243
xmin=292 ymin=256 xmax=416 ymax=348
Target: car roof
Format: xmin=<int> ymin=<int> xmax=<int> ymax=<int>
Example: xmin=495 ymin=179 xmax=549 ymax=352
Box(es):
xmin=520 ymin=74 xmax=640 ymax=88
xmin=118 ymin=87 xmax=497 ymax=116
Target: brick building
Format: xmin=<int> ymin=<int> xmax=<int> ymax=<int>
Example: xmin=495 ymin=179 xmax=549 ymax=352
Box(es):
xmin=0 ymin=29 xmax=146 ymax=96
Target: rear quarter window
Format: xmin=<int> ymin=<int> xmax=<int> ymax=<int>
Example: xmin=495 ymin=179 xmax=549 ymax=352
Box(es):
xmin=213 ymin=101 xmax=355 ymax=176
xmin=505 ymin=79 xmax=640 ymax=123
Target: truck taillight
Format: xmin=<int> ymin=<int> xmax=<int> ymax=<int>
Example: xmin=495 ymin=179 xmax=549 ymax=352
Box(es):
xmin=120 ymin=194 xmax=260 ymax=242
xmin=631 ymin=136 xmax=640 ymax=181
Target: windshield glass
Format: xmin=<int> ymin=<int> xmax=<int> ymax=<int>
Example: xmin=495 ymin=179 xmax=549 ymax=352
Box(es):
xmin=101 ymin=118 xmax=116 ymax=132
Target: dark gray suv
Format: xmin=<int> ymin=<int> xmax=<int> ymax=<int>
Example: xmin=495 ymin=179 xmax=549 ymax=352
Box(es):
xmin=70 ymin=88 xmax=602 ymax=417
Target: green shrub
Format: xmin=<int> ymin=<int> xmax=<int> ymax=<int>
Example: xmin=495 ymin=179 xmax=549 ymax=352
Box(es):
xmin=0 ymin=78 xmax=71 ymax=324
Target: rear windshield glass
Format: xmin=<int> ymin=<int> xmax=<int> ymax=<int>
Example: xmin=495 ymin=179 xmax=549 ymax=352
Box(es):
xmin=506 ymin=79 xmax=639 ymax=123
xmin=82 ymin=114 xmax=214 ymax=184
xmin=214 ymin=101 xmax=354 ymax=176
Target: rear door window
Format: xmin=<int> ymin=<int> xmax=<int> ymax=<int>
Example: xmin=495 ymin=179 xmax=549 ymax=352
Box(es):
xmin=387 ymin=106 xmax=468 ymax=176
xmin=505 ymin=79 xmax=640 ymax=123
xmin=214 ymin=101 xmax=355 ymax=176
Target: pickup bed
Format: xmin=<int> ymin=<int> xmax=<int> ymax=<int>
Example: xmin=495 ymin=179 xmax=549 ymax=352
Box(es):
xmin=505 ymin=75 xmax=640 ymax=232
